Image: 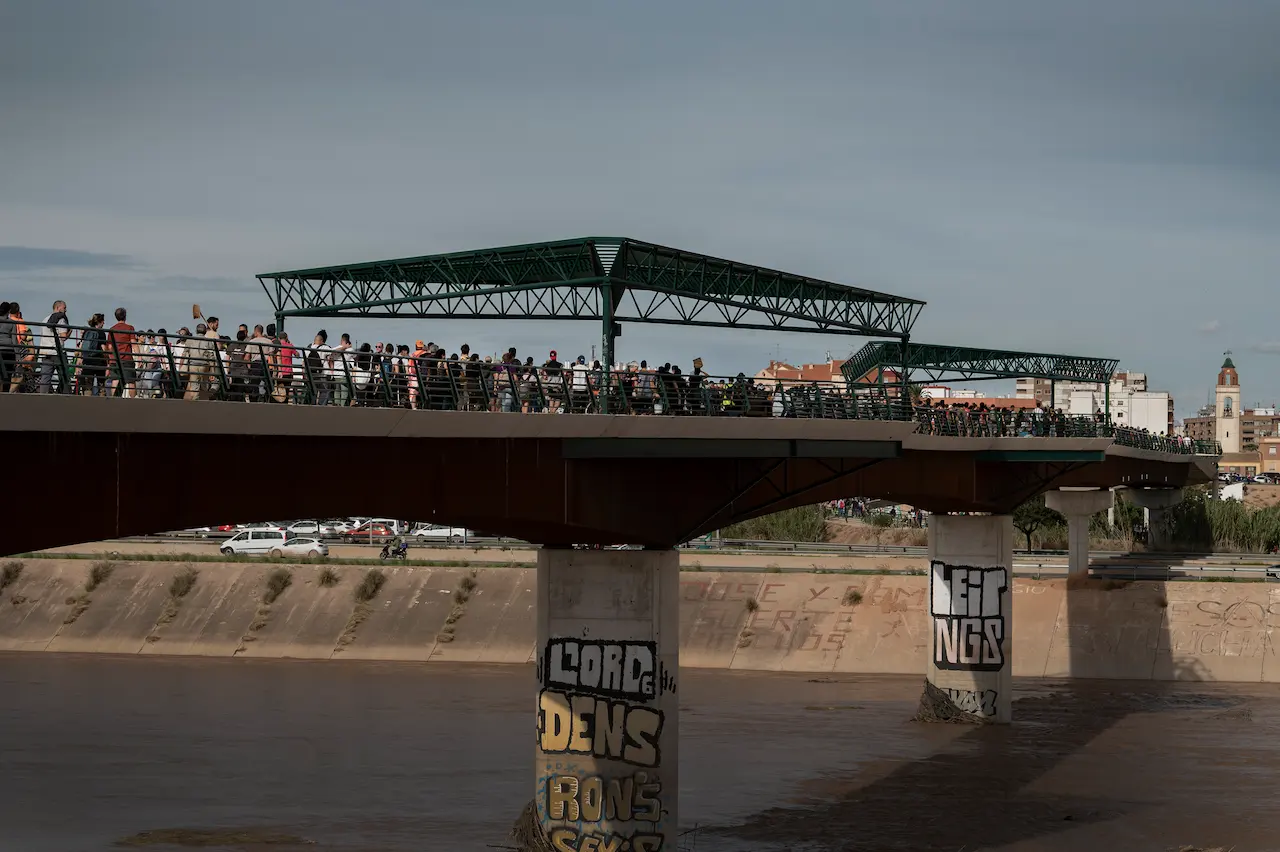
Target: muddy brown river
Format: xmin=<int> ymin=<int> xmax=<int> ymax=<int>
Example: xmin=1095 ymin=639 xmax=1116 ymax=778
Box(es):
xmin=1 ymin=654 xmax=1278 ymax=851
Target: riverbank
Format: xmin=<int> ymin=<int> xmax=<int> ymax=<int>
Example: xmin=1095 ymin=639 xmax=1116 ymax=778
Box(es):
xmin=1 ymin=558 xmax=1277 ymax=681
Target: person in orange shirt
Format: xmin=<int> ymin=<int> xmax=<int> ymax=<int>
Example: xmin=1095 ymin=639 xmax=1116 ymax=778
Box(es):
xmin=7 ymin=307 xmax=33 ymax=392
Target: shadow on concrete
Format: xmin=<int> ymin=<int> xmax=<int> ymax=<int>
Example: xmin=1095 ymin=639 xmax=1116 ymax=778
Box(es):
xmin=716 ymin=574 xmax=1231 ymax=851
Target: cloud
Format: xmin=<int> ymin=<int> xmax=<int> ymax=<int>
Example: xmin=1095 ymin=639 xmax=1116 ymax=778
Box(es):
xmin=0 ymin=246 xmax=137 ymax=272
xmin=1199 ymin=319 xmax=1221 ymax=334
xmin=152 ymin=274 xmax=256 ymax=294
xmin=1248 ymin=342 xmax=1280 ymax=354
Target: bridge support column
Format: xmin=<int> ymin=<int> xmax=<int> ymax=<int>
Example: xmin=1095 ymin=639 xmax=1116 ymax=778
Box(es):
xmin=1045 ymin=489 xmax=1113 ymax=578
xmin=524 ymin=547 xmax=678 ymax=852
xmin=1125 ymin=488 xmax=1184 ymax=550
xmin=918 ymin=514 xmax=1013 ymax=724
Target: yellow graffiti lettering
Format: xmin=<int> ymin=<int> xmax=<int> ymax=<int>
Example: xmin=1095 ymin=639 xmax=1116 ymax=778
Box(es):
xmin=548 ymin=775 xmax=580 ymax=821
xmin=549 ymin=828 xmax=578 ymax=852
xmin=605 ymin=775 xmax=633 ymax=821
xmin=540 ymin=691 xmax=572 ymax=752
xmin=594 ymin=698 xmax=626 ymax=758
xmin=570 ymin=695 xmax=595 ymax=754
xmin=538 ymin=690 xmax=664 ymax=767
xmin=633 ymin=770 xmax=661 ymax=822
xmin=623 ymin=707 xmax=661 ymax=766
xmin=580 ymin=775 xmax=603 ymax=822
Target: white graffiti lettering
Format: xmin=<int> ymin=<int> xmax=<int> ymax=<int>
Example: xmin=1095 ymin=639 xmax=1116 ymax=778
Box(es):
xmin=942 ymin=687 xmax=998 ymax=717
xmin=930 ymin=561 xmax=1007 ymax=672
xmin=544 ymin=640 xmax=660 ymax=700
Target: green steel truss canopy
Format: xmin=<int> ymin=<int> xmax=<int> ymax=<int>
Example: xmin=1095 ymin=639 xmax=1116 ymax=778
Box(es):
xmin=258 ymin=237 xmax=925 ymax=366
xmin=841 ymin=341 xmax=1118 ymax=386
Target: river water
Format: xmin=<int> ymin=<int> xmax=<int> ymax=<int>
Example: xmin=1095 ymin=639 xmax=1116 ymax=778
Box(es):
xmin=3 ymin=654 xmax=1280 ymax=852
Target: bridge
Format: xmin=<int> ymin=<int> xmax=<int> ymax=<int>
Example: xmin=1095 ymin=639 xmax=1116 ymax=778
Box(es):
xmin=1 ymin=236 xmax=1218 ymax=852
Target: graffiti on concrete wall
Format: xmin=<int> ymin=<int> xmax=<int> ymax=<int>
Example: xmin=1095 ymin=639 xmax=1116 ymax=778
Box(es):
xmin=542 ymin=639 xmax=674 ymax=699
xmin=537 ymin=638 xmax=671 ymax=850
xmin=680 ymin=579 xmax=929 ymax=654
xmin=543 ymin=770 xmax=665 ymax=851
xmin=942 ymin=687 xmax=998 ymax=717
xmin=930 ymin=561 xmax=1007 ymax=671
xmin=537 ymin=690 xmax=664 ymax=767
xmin=537 ymin=639 xmax=667 ymax=767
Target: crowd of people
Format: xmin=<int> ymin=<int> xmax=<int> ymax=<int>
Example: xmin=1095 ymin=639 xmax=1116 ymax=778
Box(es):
xmin=0 ymin=299 xmax=766 ymax=414
xmin=0 ymin=299 xmax=1218 ymax=453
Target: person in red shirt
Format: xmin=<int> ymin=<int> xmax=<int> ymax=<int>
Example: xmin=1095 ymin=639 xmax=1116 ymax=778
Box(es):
xmin=276 ymin=328 xmax=298 ymax=402
xmin=107 ymin=306 xmax=137 ymax=398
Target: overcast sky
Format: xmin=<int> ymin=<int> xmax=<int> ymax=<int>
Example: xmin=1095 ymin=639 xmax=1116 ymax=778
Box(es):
xmin=2 ymin=0 xmax=1278 ymax=416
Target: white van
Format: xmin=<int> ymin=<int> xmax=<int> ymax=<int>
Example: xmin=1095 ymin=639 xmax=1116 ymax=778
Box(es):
xmin=220 ymin=529 xmax=289 ymax=556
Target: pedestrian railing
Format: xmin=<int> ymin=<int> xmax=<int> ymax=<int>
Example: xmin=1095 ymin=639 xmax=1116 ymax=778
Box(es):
xmin=0 ymin=320 xmax=1220 ymax=456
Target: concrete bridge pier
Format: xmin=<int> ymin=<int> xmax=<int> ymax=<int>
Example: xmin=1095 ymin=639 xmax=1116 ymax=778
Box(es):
xmin=1045 ymin=488 xmax=1114 ymax=578
xmin=527 ymin=548 xmax=678 ymax=852
xmin=1125 ymin=487 xmax=1184 ymax=550
xmin=920 ymin=514 xmax=1014 ymax=724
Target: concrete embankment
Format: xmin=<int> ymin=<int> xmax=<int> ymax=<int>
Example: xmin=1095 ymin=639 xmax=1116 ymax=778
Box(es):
xmin=1 ymin=559 xmax=1277 ymax=681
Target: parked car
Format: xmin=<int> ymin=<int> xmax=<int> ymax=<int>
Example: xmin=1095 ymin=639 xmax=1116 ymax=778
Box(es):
xmin=237 ymin=522 xmax=285 ymax=532
xmin=275 ymin=537 xmax=329 ymax=559
xmin=220 ymin=529 xmax=290 ymax=556
xmin=410 ymin=524 xmax=470 ymax=543
xmin=286 ymin=520 xmax=346 ymax=537
xmin=343 ymin=520 xmax=400 ymax=538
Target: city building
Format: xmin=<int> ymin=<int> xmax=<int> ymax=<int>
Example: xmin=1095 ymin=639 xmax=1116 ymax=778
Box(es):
xmin=1241 ymin=407 xmax=1280 ymax=448
xmin=1018 ymin=369 xmax=1172 ymax=433
xmin=1183 ymin=404 xmax=1215 ymax=444
xmin=1216 ymin=356 xmax=1242 ymax=454
xmin=755 ymin=359 xmax=900 ymax=389
xmin=1261 ymin=436 xmax=1280 ymax=475
xmin=919 ymin=385 xmax=1038 ymax=410
xmin=1182 ymin=359 xmax=1277 ymax=451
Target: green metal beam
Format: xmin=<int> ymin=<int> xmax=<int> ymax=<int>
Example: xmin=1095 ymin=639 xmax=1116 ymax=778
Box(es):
xmin=257 ymin=237 xmax=925 ymax=341
xmin=842 ymin=341 xmax=1118 ymax=386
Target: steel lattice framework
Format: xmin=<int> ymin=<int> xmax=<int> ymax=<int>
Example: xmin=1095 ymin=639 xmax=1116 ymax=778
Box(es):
xmin=841 ymin=341 xmax=1118 ymax=386
xmin=258 ymin=237 xmax=925 ymax=366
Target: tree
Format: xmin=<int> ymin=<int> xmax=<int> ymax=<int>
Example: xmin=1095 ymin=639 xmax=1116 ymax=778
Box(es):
xmin=868 ymin=512 xmax=895 ymax=549
xmin=1012 ymin=495 xmax=1065 ymax=551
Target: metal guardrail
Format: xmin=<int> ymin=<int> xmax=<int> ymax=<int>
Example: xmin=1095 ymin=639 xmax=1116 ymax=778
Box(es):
xmin=0 ymin=318 xmax=1218 ymax=455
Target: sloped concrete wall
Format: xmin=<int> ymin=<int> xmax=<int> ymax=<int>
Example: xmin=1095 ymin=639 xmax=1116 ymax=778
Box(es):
xmin=3 ymin=560 xmax=1280 ymax=684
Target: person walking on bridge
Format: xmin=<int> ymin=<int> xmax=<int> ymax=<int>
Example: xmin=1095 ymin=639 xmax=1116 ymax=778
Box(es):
xmin=36 ymin=299 xmax=69 ymax=394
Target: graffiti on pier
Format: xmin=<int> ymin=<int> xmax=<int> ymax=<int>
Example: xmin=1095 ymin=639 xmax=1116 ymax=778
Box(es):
xmin=537 ymin=690 xmax=664 ymax=767
xmin=942 ymin=687 xmax=998 ymax=717
xmin=930 ymin=561 xmax=1007 ymax=671
xmin=544 ymin=771 xmax=665 ymax=851
xmin=541 ymin=639 xmax=674 ymax=699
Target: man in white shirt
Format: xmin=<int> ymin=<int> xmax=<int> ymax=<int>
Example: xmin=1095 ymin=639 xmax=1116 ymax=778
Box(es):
xmin=570 ymin=355 xmax=591 ymax=413
xmin=330 ymin=333 xmax=354 ymax=406
xmin=37 ymin=299 xmax=69 ymax=393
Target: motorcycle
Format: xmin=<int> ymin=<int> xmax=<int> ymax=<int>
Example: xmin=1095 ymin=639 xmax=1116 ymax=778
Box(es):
xmin=379 ymin=539 xmax=409 ymax=561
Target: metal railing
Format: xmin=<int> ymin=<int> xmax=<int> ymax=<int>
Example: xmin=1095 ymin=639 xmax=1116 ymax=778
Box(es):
xmin=913 ymin=404 xmax=1221 ymax=455
xmin=0 ymin=318 xmax=1220 ymax=455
